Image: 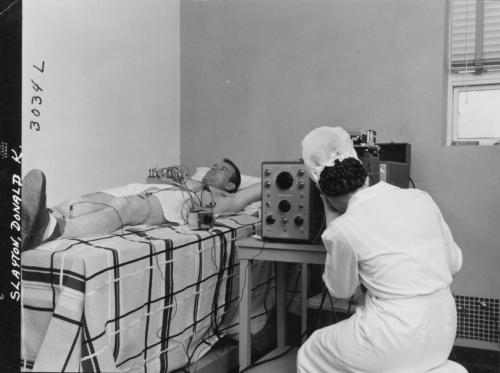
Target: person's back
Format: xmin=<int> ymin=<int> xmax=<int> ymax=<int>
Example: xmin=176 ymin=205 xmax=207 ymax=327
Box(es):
xmin=298 ymin=127 xmax=464 ymax=373
xmin=333 ymin=181 xmax=462 ymax=299
xmin=314 ymin=181 xmax=463 ymax=372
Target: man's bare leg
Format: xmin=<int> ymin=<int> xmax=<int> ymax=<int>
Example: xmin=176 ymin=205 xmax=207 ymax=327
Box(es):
xmin=61 ymin=194 xmax=166 ymax=238
xmin=51 ymin=192 xmax=115 ymax=219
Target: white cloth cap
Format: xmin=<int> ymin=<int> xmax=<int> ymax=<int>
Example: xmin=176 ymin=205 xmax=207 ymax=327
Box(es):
xmin=301 ymin=126 xmax=359 ymax=183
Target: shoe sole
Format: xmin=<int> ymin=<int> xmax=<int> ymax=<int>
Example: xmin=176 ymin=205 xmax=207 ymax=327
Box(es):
xmin=22 ymin=170 xmax=47 ymax=251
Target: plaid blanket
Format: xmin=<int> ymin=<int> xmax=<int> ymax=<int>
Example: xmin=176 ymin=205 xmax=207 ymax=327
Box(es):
xmin=21 ymin=215 xmax=270 ymax=372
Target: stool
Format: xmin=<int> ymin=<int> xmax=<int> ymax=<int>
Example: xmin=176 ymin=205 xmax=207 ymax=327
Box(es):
xmin=426 ymin=360 xmax=468 ymax=372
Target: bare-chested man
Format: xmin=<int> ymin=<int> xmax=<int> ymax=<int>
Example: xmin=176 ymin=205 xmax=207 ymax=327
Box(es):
xmin=22 ymin=158 xmax=260 ymax=251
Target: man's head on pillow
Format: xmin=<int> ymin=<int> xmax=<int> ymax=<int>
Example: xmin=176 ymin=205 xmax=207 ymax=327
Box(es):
xmin=202 ymin=158 xmax=241 ymax=193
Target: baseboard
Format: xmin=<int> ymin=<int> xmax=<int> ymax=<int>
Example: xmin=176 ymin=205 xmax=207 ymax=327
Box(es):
xmin=451 ymin=345 xmax=500 ymax=369
xmin=454 ymin=338 xmax=500 ymax=352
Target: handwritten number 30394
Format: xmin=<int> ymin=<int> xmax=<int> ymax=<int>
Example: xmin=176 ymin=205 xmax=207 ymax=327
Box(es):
xmin=30 ymin=61 xmax=45 ymax=132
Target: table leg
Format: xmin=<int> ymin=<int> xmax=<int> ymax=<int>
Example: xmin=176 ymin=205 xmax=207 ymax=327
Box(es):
xmin=276 ymin=262 xmax=287 ymax=348
xmin=301 ymin=262 xmax=308 ymax=343
xmin=239 ymin=258 xmax=252 ymax=371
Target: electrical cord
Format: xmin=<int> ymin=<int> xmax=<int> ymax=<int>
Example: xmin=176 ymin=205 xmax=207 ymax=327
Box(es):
xmin=147 ymin=172 xmax=201 ymax=211
xmin=181 ymin=237 xmax=337 ymax=373
xmin=181 ymin=235 xmax=214 ymax=370
xmin=155 ymin=294 xmax=179 ymax=341
xmin=226 ymin=240 xmax=267 ymax=315
xmin=209 ymin=235 xmax=219 ymax=270
xmin=326 ymin=291 xmax=339 ymax=323
xmin=311 ymin=213 xmax=326 ymax=244
xmin=197 ymin=239 xmax=269 ymax=363
xmin=182 ymin=177 xmax=202 ymax=208
xmin=146 ymin=185 xmax=178 ymax=195
xmin=176 ymin=239 xmax=269 ymax=372
xmin=409 ymin=176 xmax=416 ymax=188
xmin=211 ymin=231 xmax=228 ymax=342
xmin=238 ymin=345 xmax=296 ymax=373
xmin=185 ymin=233 xmax=252 ymax=366
xmin=314 ymin=282 xmax=341 ymax=329
xmin=286 ymin=264 xmax=302 ymax=313
xmin=181 ymin=182 xmax=197 ymax=211
xmin=262 ymin=263 xmax=276 ymax=315
xmin=238 ymin=328 xmax=310 ymax=373
xmin=207 ymin=185 xmax=216 ymax=208
xmin=315 ymin=287 xmax=329 ymax=330
xmin=200 ymin=188 xmax=206 ymax=208
xmin=151 ymin=242 xmax=166 ymax=281
xmin=200 ymin=183 xmax=217 ymax=208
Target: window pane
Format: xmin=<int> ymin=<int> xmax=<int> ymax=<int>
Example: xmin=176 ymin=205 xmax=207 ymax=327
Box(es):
xmin=456 ymin=88 xmax=500 ymax=139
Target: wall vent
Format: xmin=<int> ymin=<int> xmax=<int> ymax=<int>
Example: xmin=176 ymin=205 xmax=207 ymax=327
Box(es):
xmin=455 ymin=295 xmax=499 ymax=344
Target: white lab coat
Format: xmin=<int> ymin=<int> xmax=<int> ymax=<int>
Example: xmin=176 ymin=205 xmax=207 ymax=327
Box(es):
xmin=297 ymin=182 xmax=463 ymax=373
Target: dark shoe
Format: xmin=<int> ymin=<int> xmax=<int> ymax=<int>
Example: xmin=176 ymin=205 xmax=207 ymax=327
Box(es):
xmin=21 ymin=169 xmax=50 ymax=252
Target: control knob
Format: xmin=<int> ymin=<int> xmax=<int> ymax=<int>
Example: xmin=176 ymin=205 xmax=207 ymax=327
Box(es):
xmin=278 ymin=200 xmax=291 ymax=212
xmin=266 ymin=215 xmax=276 ymax=225
xmin=294 ymin=216 xmax=304 ymax=226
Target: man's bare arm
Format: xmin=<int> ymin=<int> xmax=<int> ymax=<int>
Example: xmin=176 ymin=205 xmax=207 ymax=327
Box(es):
xmin=212 ymin=183 xmax=261 ymax=214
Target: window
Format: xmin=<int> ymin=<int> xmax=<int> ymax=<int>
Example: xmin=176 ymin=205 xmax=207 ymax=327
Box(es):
xmin=447 ymin=0 xmax=500 ymax=145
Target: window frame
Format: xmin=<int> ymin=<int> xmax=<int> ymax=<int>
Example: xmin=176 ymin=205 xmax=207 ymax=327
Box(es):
xmin=447 ymin=70 xmax=500 ymax=146
xmin=446 ymin=0 xmax=500 ymax=146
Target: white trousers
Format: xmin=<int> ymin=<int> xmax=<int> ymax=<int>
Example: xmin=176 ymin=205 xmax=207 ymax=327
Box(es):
xmin=297 ymin=288 xmax=457 ymax=373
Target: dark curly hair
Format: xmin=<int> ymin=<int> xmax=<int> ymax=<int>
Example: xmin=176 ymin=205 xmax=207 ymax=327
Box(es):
xmin=318 ymin=157 xmax=367 ymax=197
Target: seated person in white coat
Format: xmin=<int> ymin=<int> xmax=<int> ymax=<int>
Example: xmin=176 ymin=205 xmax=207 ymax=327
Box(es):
xmin=22 ymin=158 xmax=260 ymax=252
xmin=296 ymin=127 xmax=463 ymax=373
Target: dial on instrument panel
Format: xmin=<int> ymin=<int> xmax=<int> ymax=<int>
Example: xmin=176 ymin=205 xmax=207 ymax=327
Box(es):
xmin=266 ymin=215 xmax=276 ymax=225
xmin=294 ymin=215 xmax=304 ymax=226
xmin=278 ymin=199 xmax=291 ymax=212
xmin=276 ymin=171 xmax=294 ymax=190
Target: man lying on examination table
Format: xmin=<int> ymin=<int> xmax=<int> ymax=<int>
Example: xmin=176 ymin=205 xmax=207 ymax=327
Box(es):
xmin=21 ymin=158 xmax=260 ymax=252
xmin=296 ymin=127 xmax=464 ymax=373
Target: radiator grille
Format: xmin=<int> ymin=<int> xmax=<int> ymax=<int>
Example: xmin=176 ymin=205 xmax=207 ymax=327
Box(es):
xmin=455 ymin=295 xmax=500 ymax=343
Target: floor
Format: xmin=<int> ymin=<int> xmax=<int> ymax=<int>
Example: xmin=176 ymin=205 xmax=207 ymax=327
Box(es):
xmin=243 ymin=348 xmax=500 ymax=373
xmin=244 ymin=347 xmax=298 ymax=373
xmin=234 ymin=311 xmax=500 ymax=373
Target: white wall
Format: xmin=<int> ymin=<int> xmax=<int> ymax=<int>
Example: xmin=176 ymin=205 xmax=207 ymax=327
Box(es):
xmin=180 ymin=0 xmax=500 ymax=299
xmin=23 ymin=0 xmax=180 ymax=206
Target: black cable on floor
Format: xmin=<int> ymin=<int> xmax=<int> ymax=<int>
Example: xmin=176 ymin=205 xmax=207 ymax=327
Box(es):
xmin=239 ymin=329 xmax=308 ymax=373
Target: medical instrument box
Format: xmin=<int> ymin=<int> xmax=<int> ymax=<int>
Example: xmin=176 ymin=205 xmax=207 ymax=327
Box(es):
xmin=378 ymin=143 xmax=411 ymax=188
xmin=187 ymin=208 xmax=214 ymax=230
xmin=348 ymin=129 xmax=381 ymax=185
xmin=261 ymin=161 xmax=325 ymax=244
